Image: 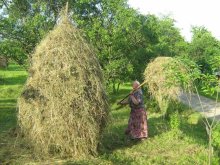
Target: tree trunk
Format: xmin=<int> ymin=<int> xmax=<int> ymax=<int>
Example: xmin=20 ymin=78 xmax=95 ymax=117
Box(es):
xmin=116 ymin=82 xmax=121 ymax=92
xmin=112 ymin=81 xmax=116 ymax=93
xmin=0 ymin=56 xmax=8 ymax=69
xmin=208 ymin=129 xmax=213 ymax=165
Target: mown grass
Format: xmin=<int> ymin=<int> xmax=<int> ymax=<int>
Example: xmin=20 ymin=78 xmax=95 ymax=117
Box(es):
xmin=0 ymin=64 xmax=219 ymax=164
xmin=0 ymin=64 xmax=27 ymax=134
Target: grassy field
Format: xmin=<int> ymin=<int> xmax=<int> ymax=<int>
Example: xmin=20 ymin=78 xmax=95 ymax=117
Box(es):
xmin=0 ymin=64 xmax=219 ymax=164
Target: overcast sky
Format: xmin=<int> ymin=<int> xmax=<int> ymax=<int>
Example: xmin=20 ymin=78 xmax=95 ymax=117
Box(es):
xmin=128 ymin=0 xmax=220 ymax=41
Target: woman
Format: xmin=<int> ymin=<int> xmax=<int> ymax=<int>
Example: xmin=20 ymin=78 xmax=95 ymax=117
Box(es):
xmin=119 ymin=81 xmax=148 ymax=140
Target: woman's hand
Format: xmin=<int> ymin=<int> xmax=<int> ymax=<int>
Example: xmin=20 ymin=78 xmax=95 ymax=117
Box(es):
xmin=130 ymin=94 xmax=139 ymax=105
xmin=118 ymin=99 xmax=128 ymax=105
xmin=129 ymin=90 xmax=134 ymax=95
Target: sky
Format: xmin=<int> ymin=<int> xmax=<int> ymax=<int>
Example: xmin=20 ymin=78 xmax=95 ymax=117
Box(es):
xmin=128 ymin=0 xmax=220 ymax=41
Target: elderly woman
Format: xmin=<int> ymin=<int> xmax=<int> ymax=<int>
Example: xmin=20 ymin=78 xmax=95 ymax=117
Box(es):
xmin=119 ymin=81 xmax=148 ymax=140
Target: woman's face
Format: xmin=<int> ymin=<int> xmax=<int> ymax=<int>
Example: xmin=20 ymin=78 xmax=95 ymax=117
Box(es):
xmin=132 ymin=82 xmax=139 ymax=89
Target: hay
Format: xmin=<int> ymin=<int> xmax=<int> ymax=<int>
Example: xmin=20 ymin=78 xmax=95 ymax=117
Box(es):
xmin=17 ymin=11 xmax=109 ymax=158
xmin=144 ymin=57 xmax=185 ymax=114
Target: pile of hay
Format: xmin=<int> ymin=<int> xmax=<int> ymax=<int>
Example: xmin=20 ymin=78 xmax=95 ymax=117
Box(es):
xmin=144 ymin=57 xmax=185 ymax=114
xmin=18 ymin=11 xmax=109 ymax=158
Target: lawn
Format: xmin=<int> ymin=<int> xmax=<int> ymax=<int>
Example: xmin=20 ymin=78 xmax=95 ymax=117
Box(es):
xmin=0 ymin=64 xmax=219 ymax=164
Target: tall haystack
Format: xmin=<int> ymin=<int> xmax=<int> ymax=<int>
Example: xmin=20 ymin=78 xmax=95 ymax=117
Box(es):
xmin=18 ymin=10 xmax=109 ymax=158
xmin=144 ymin=57 xmax=184 ymax=114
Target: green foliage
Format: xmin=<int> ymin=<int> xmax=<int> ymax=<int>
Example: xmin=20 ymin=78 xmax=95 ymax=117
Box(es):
xmin=168 ymin=55 xmax=220 ymax=99
xmin=146 ymin=97 xmax=160 ymax=113
xmin=213 ymin=124 xmax=220 ymax=151
xmin=154 ymin=16 xmax=187 ymax=57
xmin=0 ymin=40 xmax=26 ymax=65
xmin=0 ymin=6 xmax=54 ymax=65
xmin=208 ymin=55 xmax=220 ymax=72
xmin=168 ymin=56 xmax=201 ymax=91
xmin=188 ymin=26 xmax=220 ymax=73
xmin=169 ymin=55 xmax=220 ymax=165
xmin=0 ymin=0 xmax=190 ymax=92
xmin=200 ymin=74 xmax=219 ymax=96
xmin=169 ymin=111 xmax=181 ymax=130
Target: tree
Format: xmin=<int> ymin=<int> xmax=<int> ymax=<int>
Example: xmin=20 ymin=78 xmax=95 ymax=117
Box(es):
xmin=171 ymin=56 xmax=219 ymax=165
xmin=0 ymin=1 xmax=55 ymax=65
xmin=188 ymin=26 xmax=220 ymax=73
xmin=129 ymin=15 xmax=187 ymax=81
xmin=154 ymin=16 xmax=187 ymax=57
xmin=0 ymin=0 xmax=189 ymax=92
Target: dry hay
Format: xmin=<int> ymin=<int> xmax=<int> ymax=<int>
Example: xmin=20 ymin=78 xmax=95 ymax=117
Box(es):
xmin=144 ymin=57 xmax=185 ymax=114
xmin=17 ymin=12 xmax=109 ymax=158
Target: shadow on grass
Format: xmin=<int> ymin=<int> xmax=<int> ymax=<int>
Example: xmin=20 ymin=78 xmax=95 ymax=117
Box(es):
xmin=93 ymin=110 xmax=171 ymax=164
xmin=99 ymin=111 xmax=136 ymax=153
xmin=148 ymin=111 xmax=208 ymax=145
xmin=148 ymin=115 xmax=169 ymax=138
xmin=98 ymin=121 xmax=141 ymax=164
xmin=101 ymin=85 xmax=169 ymax=156
xmin=0 ymin=99 xmax=17 ymax=133
xmin=99 ymin=111 xmax=169 ymax=152
xmin=167 ymin=102 xmax=208 ymax=146
xmin=180 ymin=117 xmax=208 ymax=146
xmin=0 ymin=98 xmax=17 ymax=105
xmin=0 ymin=64 xmax=26 ymax=72
xmin=0 ymin=75 xmax=27 ymax=85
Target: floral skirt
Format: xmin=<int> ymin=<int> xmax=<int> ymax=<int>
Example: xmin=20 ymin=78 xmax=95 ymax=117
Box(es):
xmin=125 ymin=108 xmax=148 ymax=139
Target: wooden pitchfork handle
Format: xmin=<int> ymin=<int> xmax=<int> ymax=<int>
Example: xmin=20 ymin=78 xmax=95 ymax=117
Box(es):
xmin=117 ymin=81 xmax=147 ymax=104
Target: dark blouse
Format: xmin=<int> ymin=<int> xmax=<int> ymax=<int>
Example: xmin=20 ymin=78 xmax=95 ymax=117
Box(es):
xmin=128 ymin=89 xmax=145 ymax=110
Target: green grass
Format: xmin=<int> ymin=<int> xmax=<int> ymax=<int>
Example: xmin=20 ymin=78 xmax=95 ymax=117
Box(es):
xmin=0 ymin=64 xmax=30 ymax=164
xmin=0 ymin=64 xmax=27 ymax=133
xmin=0 ymin=64 xmax=219 ymax=164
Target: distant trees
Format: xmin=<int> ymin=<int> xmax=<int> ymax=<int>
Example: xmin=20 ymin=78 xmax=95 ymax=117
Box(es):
xmin=153 ymin=16 xmax=187 ymax=57
xmin=1 ymin=0 xmax=219 ymax=91
xmin=188 ymin=26 xmax=220 ymax=73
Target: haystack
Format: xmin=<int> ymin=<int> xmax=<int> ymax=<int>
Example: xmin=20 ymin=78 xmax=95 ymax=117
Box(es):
xmin=144 ymin=57 xmax=184 ymax=114
xmin=18 ymin=10 xmax=109 ymax=158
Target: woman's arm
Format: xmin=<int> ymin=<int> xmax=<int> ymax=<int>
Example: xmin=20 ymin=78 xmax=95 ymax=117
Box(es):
xmin=130 ymin=94 xmax=140 ymax=105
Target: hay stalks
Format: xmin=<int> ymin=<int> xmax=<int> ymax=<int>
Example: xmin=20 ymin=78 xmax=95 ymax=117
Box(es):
xmin=18 ymin=9 xmax=109 ymax=159
xmin=144 ymin=57 xmax=185 ymax=115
